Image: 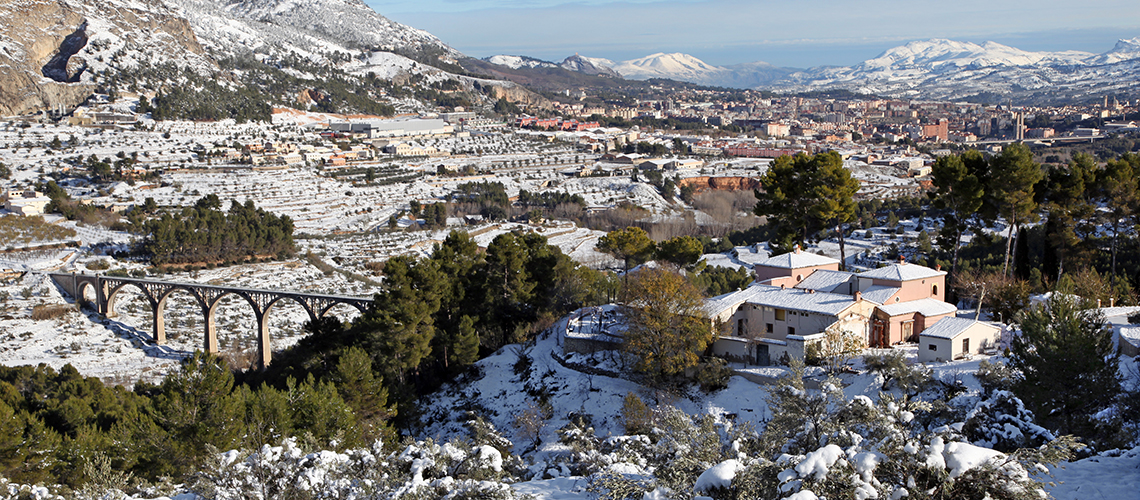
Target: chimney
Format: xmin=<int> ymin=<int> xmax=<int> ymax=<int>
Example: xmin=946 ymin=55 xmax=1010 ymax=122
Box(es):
xmin=854 ymin=291 xmax=862 ymax=301
xmin=898 ymin=255 xmax=906 ymax=264
xmin=935 ymin=264 xmax=942 ymax=271
xmin=780 ymin=284 xmax=786 ymax=290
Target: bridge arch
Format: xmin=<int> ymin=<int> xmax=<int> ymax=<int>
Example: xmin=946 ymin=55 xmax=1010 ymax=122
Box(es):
xmin=106 ymin=281 xmax=158 ymax=317
xmin=264 ymin=295 xmax=319 ymax=324
xmin=46 ymin=273 xmax=374 ymax=371
xmin=153 ymin=287 xmax=208 ymax=345
xmin=320 ymin=301 xmax=365 ymax=324
xmin=204 ymin=291 xmax=263 ymax=370
xmin=77 ymin=281 xmax=98 ymax=310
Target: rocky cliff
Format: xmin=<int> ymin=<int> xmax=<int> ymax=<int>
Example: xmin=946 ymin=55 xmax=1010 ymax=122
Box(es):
xmin=0 ymin=0 xmax=214 ymax=116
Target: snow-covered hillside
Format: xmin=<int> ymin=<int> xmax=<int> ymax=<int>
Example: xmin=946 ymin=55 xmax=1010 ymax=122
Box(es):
xmin=176 ymin=0 xmax=457 ymax=59
xmin=560 ymin=54 xmax=620 ymax=77
xmin=770 ymin=37 xmax=1140 ymax=102
xmin=1089 ymin=37 xmax=1140 ymax=65
xmin=613 ymin=52 xmax=723 ymax=81
xmin=486 ymin=55 xmax=560 ymax=70
xmin=544 ymin=37 xmax=1140 ymax=100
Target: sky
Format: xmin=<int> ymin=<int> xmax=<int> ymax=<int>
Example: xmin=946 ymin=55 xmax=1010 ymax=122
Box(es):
xmin=366 ymin=0 xmax=1140 ymax=68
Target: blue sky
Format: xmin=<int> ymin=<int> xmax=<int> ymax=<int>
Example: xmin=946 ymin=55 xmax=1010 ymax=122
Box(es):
xmin=367 ymin=0 xmax=1140 ymax=68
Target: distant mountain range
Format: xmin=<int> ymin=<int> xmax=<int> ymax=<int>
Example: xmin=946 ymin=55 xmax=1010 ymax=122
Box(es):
xmin=4 ymin=0 xmax=1139 ymax=117
xmin=776 ymin=38 xmax=1140 ymax=103
xmin=483 ymin=52 xmax=793 ymax=88
xmin=487 ymin=37 xmax=1140 ymax=102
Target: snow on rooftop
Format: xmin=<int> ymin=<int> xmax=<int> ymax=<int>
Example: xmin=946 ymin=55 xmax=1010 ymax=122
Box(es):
xmin=745 ymin=286 xmax=857 ymax=316
xmin=860 ymin=285 xmax=900 ymax=305
xmin=919 ymin=317 xmax=998 ymax=340
xmin=859 ymin=262 xmax=946 ymax=281
xmin=878 ymin=298 xmax=958 ymax=318
xmin=757 ymin=250 xmax=838 ymax=269
xmin=703 ymin=283 xmax=771 ymax=317
xmin=794 ymin=269 xmax=855 ymax=293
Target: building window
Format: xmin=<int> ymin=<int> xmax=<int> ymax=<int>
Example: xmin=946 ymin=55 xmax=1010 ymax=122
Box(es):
xmin=962 ymin=338 xmax=970 ymax=354
xmin=928 ymin=344 xmax=937 ymax=351
xmin=775 ymin=309 xmax=785 ymax=321
xmin=766 ymin=323 xmax=773 ymax=333
xmin=788 ymin=326 xmax=796 ymax=335
xmin=933 ymin=284 xmax=938 ymax=296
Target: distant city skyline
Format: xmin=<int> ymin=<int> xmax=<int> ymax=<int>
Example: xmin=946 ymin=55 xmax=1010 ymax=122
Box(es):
xmin=368 ymin=0 xmax=1140 ymax=68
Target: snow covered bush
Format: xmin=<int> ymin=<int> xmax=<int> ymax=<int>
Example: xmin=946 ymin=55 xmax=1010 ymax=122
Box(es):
xmin=191 ymin=436 xmax=525 ymax=500
xmin=582 ymin=360 xmax=1079 ymax=500
xmin=963 ymin=390 xmax=1055 ymax=451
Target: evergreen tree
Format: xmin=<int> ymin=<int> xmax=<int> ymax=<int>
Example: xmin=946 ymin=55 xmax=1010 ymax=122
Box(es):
xmin=596 ymin=226 xmax=655 ymax=271
xmin=809 ymin=154 xmax=860 ymax=270
xmin=1040 ymin=154 xmax=1097 ymax=281
xmin=655 ymin=235 xmax=704 ymax=270
xmin=1095 ymin=153 xmax=1140 ymax=288
xmin=987 ymin=144 xmax=1044 ymax=276
xmin=753 ymin=151 xmax=857 ymax=255
xmin=928 ymin=151 xmax=985 ymax=275
xmin=355 ymin=256 xmax=440 ymax=391
xmin=332 ymin=346 xmax=392 ymax=442
xmin=429 ymin=231 xmax=483 ymax=372
xmin=1010 ymin=293 xmax=1121 ymax=444
xmin=154 ymin=352 xmax=245 ymax=475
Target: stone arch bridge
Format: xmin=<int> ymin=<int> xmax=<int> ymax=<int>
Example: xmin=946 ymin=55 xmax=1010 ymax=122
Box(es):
xmin=49 ymin=273 xmax=372 ymax=369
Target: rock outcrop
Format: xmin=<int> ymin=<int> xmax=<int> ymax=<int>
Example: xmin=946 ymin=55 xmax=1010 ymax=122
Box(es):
xmin=0 ymin=0 xmax=213 ymax=116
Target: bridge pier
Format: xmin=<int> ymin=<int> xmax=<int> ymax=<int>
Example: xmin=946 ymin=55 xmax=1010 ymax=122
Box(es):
xmin=203 ymin=305 xmax=219 ymax=354
xmin=256 ymin=307 xmax=273 ymax=370
xmin=153 ymin=299 xmax=166 ymax=344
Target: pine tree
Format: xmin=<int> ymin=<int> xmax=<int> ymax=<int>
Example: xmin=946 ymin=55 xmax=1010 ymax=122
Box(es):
xmin=1010 ymin=293 xmax=1121 ymax=444
xmin=988 ymin=144 xmax=1044 ymax=276
xmin=928 ymin=151 xmax=985 ymax=275
xmin=596 ymin=226 xmax=654 ymax=271
xmin=154 ymin=352 xmax=245 ymax=474
xmin=333 ymin=347 xmax=392 ymax=442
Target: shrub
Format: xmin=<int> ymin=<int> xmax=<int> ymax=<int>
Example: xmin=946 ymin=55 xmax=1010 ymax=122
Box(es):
xmin=31 ymin=304 xmax=75 ymax=320
xmin=86 ymin=260 xmax=111 ymax=271
xmin=621 ymin=392 xmax=651 ymax=435
xmin=975 ymin=359 xmax=1015 ymax=394
xmin=693 ymin=357 xmax=733 ymax=392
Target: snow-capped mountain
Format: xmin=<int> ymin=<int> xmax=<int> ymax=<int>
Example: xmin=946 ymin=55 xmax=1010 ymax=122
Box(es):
xmin=613 ymin=52 xmax=721 ymax=81
xmin=484 ymin=55 xmax=559 ymax=70
xmin=0 ymin=0 xmax=218 ymax=116
xmin=611 ymin=52 xmax=793 ymax=88
xmin=0 ymin=0 xmax=478 ymax=116
xmin=768 ymin=38 xmax=1140 ymax=102
xmin=176 ymin=0 xmax=457 ymax=59
xmin=855 ymin=39 xmax=1092 ymax=72
xmin=1088 ymin=37 xmax=1140 ymax=65
xmin=560 ymin=54 xmax=620 ymax=77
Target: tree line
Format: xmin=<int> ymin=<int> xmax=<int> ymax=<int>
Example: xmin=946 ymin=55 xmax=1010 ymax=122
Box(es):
xmin=141 ymin=195 xmax=295 ymax=267
xmin=929 ymin=146 xmax=1140 ymax=308
xmin=256 ymin=230 xmax=618 ymax=424
xmin=0 ymin=351 xmax=370 ymax=487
